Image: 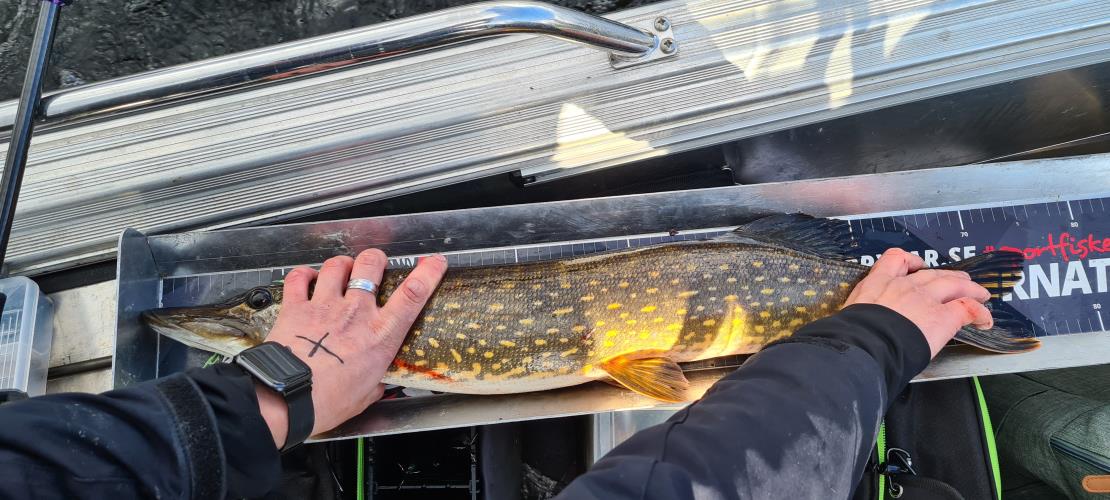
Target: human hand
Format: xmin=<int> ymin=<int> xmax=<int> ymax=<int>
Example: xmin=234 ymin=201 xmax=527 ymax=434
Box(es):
xmin=254 ymin=250 xmax=448 ymax=447
xmin=844 ymin=248 xmax=992 ymax=358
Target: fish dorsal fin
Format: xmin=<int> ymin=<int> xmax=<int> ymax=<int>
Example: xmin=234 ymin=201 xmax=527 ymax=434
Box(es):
xmin=599 ymin=352 xmax=690 ymax=402
xmin=717 ymin=213 xmax=856 ymax=260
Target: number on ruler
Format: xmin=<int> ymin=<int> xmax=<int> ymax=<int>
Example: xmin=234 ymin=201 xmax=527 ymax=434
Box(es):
xmin=1070 ymin=221 xmax=1079 ymax=228
xmin=959 ymin=231 xmax=969 ymax=237
xmin=1095 ymin=303 xmax=1103 ymax=310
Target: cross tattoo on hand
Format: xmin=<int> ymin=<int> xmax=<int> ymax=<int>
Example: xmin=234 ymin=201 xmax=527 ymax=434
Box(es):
xmin=296 ymin=333 xmax=344 ymax=364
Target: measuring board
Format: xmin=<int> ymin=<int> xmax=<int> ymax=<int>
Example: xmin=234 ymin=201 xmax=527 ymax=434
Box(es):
xmin=159 ymin=193 xmax=1110 ymax=369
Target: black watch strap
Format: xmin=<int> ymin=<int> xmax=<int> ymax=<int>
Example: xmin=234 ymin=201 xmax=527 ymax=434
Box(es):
xmin=282 ymin=384 xmax=314 ymax=452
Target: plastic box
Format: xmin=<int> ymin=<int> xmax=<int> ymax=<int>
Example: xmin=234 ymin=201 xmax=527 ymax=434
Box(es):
xmin=0 ymin=277 xmax=53 ymax=396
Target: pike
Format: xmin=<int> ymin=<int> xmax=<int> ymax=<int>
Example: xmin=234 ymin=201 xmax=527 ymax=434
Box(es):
xmin=144 ymin=215 xmax=1038 ymax=402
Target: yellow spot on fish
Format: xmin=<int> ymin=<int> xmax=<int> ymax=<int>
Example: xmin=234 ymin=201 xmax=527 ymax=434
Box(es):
xmin=546 ymin=328 xmax=559 ymax=334
xmin=649 ymin=271 xmax=661 ymax=278
xmin=772 ymin=320 xmax=782 ymax=328
xmin=803 ymin=290 xmax=817 ymax=297
xmin=755 ymin=276 xmax=766 ymax=282
xmin=670 ymin=278 xmax=680 ymax=285
xmin=450 ymin=349 xmax=462 ymax=363
xmin=532 ymin=284 xmax=543 ymax=290
xmin=760 ymin=311 xmax=771 ymax=319
xmin=790 ymin=319 xmax=805 ymax=326
xmin=789 ymin=264 xmax=800 ymax=271
xmin=619 ymin=312 xmax=630 ymax=319
xmin=595 ymin=321 xmax=606 ymax=327
xmin=523 ymin=356 xmax=533 ymax=363
xmin=646 ymin=287 xmax=659 ymax=294
xmin=479 ymin=339 xmax=488 ymax=346
xmin=752 ymin=261 xmax=764 ymax=268
xmin=466 ymin=347 xmax=476 ymax=354
xmin=605 ymin=330 xmax=618 ymax=338
xmin=665 ymin=323 xmax=682 ymax=331
xmin=436 ymin=362 xmax=449 ymax=371
xmin=727 ymin=277 xmax=737 ymax=283
xmin=445 ymin=303 xmax=461 ymax=310
xmin=553 ymin=307 xmax=574 ymax=316
xmin=652 ymin=317 xmax=664 ymax=323
xmin=796 ymin=306 xmax=808 ymax=313
xmin=560 ymin=283 xmax=571 ymax=289
xmin=501 ymin=282 xmax=516 ymax=289
xmin=819 ymin=280 xmax=828 ymax=285
xmin=719 ymin=264 xmax=731 ymax=270
xmin=618 ymin=281 xmax=630 ymax=288
xmin=755 ymin=325 xmax=766 ymax=334
xmin=560 ymin=348 xmax=579 ymax=357
xmin=489 ymin=303 xmax=504 ymax=312
xmin=572 ymin=325 xmax=587 ymax=333
xmin=626 ymin=320 xmax=637 ymax=325
xmin=415 ymin=349 xmax=425 ymax=357
xmin=500 ymin=340 xmax=517 ymax=348
xmin=761 ymin=288 xmax=775 ymax=295
xmin=495 ymin=325 xmax=507 ymax=331
xmin=559 ymin=337 xmax=569 ymax=343
xmin=750 ymin=302 xmax=761 ymax=307
xmin=779 ymin=277 xmax=792 ymax=283
xmin=423 ymin=318 xmax=435 ymax=323
xmin=535 ymin=339 xmax=547 ymax=346
xmin=702 ymin=319 xmax=717 ymax=327
xmin=821 ymin=303 xmax=830 ymax=309
xmin=466 ymin=323 xmax=480 ymax=330
xmin=492 ymin=363 xmax=502 ymax=370
xmin=840 ymin=282 xmax=851 ymax=289
xmin=604 ymin=340 xmax=615 ymax=347
xmin=414 ymin=360 xmax=427 ymax=367
xmin=641 ymin=305 xmax=657 ymax=313
xmin=456 ymin=333 xmax=468 ymax=340
xmin=696 ymin=305 xmax=706 ymax=312
xmin=826 ymin=291 xmax=836 ymax=297
xmin=639 ymin=331 xmax=651 ymax=339
xmin=678 ymin=291 xmax=699 ymax=298
xmin=580 ymin=295 xmax=595 ymax=302
xmin=607 ymin=303 xmax=622 ymax=310
xmin=520 ymin=318 xmax=535 ymax=326
xmin=401 ymin=346 xmax=410 ymax=353
xmin=589 ymin=279 xmax=601 ymax=286
xmin=427 ymin=338 xmax=440 ymax=348
xmin=484 ymin=351 xmax=494 ymax=358
xmin=473 ymin=363 xmax=483 ymax=375
xmin=533 ymin=300 xmax=545 ymax=307
xmin=780 ymin=297 xmax=791 ymax=303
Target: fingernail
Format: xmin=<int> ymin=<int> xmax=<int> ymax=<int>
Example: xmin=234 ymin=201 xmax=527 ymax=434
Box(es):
xmin=431 ymin=253 xmax=447 ymax=262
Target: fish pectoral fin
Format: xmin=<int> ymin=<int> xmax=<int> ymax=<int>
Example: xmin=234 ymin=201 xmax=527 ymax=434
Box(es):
xmin=599 ymin=354 xmax=690 ymax=403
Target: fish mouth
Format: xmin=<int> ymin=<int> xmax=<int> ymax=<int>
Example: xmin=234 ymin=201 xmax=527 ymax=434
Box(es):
xmin=142 ymin=306 xmax=261 ymax=356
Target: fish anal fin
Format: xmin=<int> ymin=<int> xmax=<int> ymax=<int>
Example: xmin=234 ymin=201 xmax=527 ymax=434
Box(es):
xmin=599 ymin=353 xmax=690 ymax=402
xmin=719 ymin=213 xmax=856 ymax=260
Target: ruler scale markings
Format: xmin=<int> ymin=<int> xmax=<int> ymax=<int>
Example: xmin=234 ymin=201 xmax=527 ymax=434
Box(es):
xmin=1067 ymin=200 xmax=1075 ymax=220
xmin=957 ymin=211 xmax=965 ymax=230
xmin=946 ymin=212 xmax=952 ymax=226
xmin=1099 ymin=311 xmax=1106 ymax=332
xmin=1023 ymin=205 xmax=1030 ymax=220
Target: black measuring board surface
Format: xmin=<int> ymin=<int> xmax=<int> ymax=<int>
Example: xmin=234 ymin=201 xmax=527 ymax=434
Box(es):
xmin=843 ymin=195 xmax=1110 ymax=337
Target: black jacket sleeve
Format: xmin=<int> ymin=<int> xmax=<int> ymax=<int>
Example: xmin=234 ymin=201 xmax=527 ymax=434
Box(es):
xmin=0 ymin=363 xmax=282 ymax=499
xmin=557 ymin=304 xmax=931 ymax=500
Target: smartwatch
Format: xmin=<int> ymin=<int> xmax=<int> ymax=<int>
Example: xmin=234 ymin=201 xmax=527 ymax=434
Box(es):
xmin=236 ymin=342 xmax=314 ymax=451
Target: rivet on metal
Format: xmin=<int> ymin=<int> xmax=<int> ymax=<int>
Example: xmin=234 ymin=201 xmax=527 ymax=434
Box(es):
xmin=660 ymin=38 xmax=677 ymax=54
xmin=654 ymin=17 xmax=671 ymax=32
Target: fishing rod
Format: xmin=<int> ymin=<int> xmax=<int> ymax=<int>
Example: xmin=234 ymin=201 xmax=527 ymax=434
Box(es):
xmin=0 ymin=0 xmax=70 ymax=273
xmin=0 ymin=0 xmax=70 ymax=402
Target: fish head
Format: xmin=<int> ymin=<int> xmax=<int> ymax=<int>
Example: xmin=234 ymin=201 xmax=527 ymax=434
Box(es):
xmin=142 ymin=285 xmax=283 ymax=357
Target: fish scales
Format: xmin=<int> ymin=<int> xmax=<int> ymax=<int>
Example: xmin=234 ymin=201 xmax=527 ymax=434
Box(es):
xmin=378 ymin=242 xmax=862 ymax=394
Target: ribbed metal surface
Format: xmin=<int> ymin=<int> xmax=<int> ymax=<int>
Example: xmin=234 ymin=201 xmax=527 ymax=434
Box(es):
xmin=2 ymin=0 xmax=1109 ymax=274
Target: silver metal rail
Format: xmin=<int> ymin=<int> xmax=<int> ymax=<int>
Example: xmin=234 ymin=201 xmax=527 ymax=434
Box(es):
xmin=0 ymin=1 xmax=672 ymax=128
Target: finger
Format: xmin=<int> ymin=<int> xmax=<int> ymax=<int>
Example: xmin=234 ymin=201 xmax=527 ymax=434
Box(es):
xmin=923 ymin=276 xmax=991 ymax=304
xmin=944 ymin=297 xmax=994 ymax=331
xmin=907 ymin=269 xmax=972 ymax=285
xmin=869 ymin=248 xmax=925 ymax=279
xmin=378 ymin=255 xmax=448 ymax=347
xmin=314 ymin=255 xmax=355 ymax=301
xmin=347 ymin=249 xmax=388 ymax=305
xmin=282 ymin=267 xmax=318 ymax=305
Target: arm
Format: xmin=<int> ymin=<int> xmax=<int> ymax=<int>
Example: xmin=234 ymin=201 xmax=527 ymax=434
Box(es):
xmin=0 ymin=250 xmax=447 ymax=500
xmin=559 ymin=249 xmax=994 ymax=500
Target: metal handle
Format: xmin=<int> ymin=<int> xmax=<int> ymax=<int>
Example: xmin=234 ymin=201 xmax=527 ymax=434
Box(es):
xmin=0 ymin=1 xmax=675 ymax=130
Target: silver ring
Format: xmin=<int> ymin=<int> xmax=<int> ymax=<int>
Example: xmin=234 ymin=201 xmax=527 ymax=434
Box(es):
xmin=347 ymin=278 xmax=379 ymax=295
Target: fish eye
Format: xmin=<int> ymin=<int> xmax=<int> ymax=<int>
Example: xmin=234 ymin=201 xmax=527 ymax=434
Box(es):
xmin=246 ymin=288 xmax=273 ymax=310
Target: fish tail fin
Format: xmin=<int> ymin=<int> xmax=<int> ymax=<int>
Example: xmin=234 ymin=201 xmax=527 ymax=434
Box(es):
xmin=941 ymin=250 xmax=1041 ymax=353
xmin=722 ymin=213 xmax=857 ymax=260
xmin=599 ymin=352 xmax=690 ymax=402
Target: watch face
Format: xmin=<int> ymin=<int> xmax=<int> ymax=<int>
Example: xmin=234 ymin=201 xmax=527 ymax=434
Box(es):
xmin=237 ymin=342 xmax=311 ymax=392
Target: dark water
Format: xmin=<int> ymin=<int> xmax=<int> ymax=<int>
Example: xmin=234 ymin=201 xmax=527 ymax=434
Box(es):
xmin=0 ymin=0 xmax=651 ymax=102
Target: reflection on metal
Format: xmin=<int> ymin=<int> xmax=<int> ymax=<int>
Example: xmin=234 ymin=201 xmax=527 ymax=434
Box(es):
xmin=0 ymin=2 xmax=667 ymax=128
xmin=111 ymin=156 xmax=1110 ymax=438
xmin=1 ymin=0 xmax=1108 ymax=275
